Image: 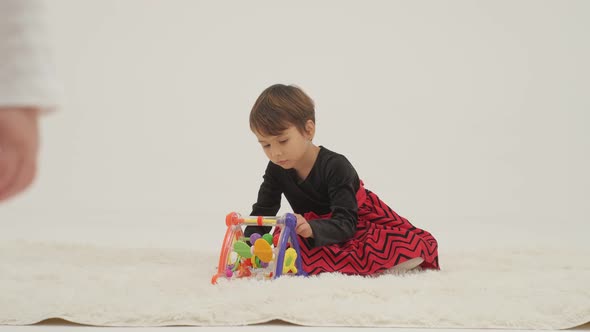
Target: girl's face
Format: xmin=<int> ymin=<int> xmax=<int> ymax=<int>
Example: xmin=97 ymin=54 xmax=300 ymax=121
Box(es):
xmin=254 ymin=121 xmax=315 ymax=170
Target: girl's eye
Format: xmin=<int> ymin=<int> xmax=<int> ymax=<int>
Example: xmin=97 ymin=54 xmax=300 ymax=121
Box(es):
xmin=263 ymin=144 xmax=270 ymax=148
xmin=279 ymin=139 xmax=288 ymax=144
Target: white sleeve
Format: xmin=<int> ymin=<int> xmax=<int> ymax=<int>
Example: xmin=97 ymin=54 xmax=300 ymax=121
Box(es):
xmin=0 ymin=0 xmax=59 ymax=112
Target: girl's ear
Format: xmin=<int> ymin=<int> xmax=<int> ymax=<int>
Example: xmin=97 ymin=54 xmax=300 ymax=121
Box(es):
xmin=305 ymin=120 xmax=316 ymax=140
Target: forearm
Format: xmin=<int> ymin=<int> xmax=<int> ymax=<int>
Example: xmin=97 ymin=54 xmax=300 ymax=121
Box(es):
xmin=307 ymin=214 xmax=357 ymax=248
xmin=0 ymin=0 xmax=58 ymax=110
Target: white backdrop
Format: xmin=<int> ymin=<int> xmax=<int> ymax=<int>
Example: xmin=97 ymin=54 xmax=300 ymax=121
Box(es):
xmin=1 ymin=0 xmax=589 ymax=253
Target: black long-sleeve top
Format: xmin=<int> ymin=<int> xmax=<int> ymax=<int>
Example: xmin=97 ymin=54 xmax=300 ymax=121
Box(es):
xmin=245 ymin=146 xmax=361 ymax=248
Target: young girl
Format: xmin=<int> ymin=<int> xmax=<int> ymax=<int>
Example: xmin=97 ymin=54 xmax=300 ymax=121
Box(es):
xmin=245 ymin=84 xmax=439 ymax=275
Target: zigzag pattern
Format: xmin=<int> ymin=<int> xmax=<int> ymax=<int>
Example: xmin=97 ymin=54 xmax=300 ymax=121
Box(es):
xmin=297 ymin=189 xmax=439 ymax=275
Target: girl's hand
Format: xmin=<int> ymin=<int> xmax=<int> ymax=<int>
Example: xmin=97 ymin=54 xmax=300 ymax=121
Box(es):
xmin=294 ymin=213 xmax=313 ymax=238
xmin=0 ymin=107 xmax=39 ymax=203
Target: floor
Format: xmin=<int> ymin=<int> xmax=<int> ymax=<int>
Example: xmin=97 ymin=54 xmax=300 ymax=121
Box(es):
xmin=1 ymin=210 xmax=588 ymax=331
xmin=0 ymin=319 xmax=588 ymax=331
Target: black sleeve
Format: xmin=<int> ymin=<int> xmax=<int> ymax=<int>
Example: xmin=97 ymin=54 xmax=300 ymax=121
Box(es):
xmin=245 ymin=162 xmax=282 ymax=238
xmin=307 ymin=155 xmax=359 ymax=247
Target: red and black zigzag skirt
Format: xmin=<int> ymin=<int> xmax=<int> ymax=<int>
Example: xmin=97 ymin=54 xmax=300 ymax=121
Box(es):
xmin=295 ymin=182 xmax=440 ymax=275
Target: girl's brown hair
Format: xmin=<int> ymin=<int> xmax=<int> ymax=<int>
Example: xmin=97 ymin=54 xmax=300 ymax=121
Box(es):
xmin=249 ymin=84 xmax=315 ymax=136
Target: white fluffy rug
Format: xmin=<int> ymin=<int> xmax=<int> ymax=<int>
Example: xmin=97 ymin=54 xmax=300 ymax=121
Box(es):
xmin=0 ymin=240 xmax=588 ymax=329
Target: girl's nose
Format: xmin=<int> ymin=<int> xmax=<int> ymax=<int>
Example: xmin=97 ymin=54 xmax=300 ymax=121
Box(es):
xmin=271 ymin=146 xmax=282 ymax=157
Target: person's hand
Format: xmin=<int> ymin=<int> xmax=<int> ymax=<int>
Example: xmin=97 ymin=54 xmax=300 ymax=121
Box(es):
xmin=0 ymin=107 xmax=40 ymax=202
xmin=294 ymin=213 xmax=313 ymax=238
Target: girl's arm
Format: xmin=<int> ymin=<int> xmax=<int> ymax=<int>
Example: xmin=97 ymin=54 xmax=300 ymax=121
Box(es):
xmin=306 ymin=155 xmax=360 ymax=247
xmin=245 ymin=161 xmax=282 ymax=238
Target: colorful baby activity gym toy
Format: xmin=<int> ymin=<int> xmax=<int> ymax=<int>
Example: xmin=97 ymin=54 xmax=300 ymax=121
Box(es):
xmin=211 ymin=212 xmax=307 ymax=284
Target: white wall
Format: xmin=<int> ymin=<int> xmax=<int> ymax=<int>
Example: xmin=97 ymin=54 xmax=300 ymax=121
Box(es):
xmin=2 ymin=0 xmax=589 ymax=251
